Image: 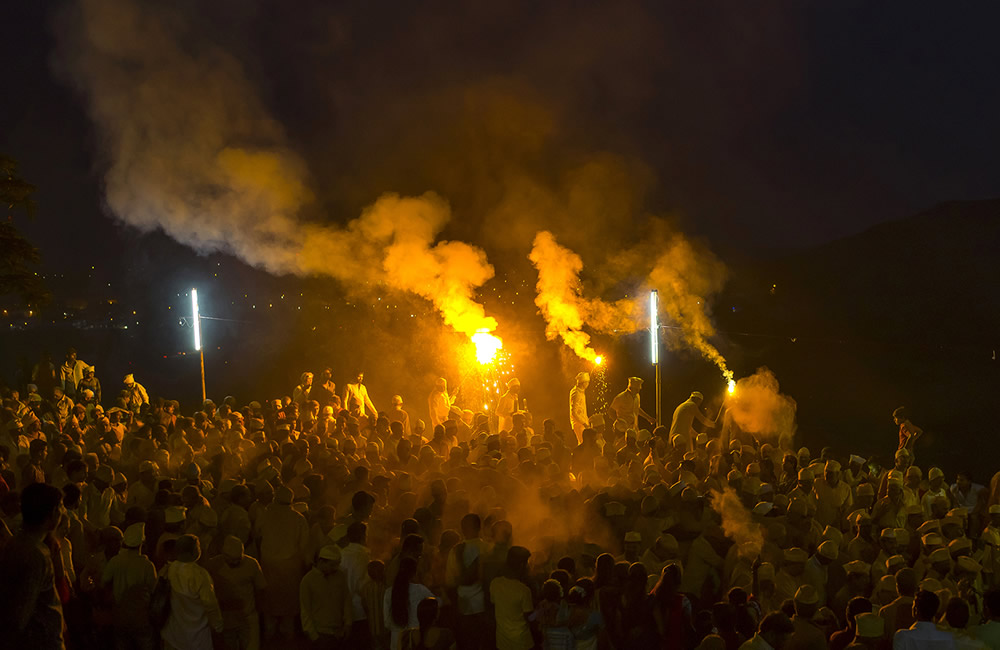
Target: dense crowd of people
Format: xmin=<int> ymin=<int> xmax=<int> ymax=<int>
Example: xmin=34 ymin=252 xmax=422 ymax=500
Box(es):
xmin=4 ymin=348 xmax=1000 ymax=650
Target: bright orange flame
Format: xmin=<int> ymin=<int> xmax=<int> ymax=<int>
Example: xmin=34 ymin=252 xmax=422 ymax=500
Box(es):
xmin=472 ymin=329 xmax=502 ymax=365
xmin=727 ymin=379 xmax=736 ymax=394
xmin=594 ymin=355 xmax=604 ymax=366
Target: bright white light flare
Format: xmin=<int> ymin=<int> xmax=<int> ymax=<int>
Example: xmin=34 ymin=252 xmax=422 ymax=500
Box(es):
xmin=650 ymin=290 xmax=659 ymax=365
xmin=472 ymin=329 xmax=502 ymax=365
xmin=191 ymin=289 xmax=202 ymax=351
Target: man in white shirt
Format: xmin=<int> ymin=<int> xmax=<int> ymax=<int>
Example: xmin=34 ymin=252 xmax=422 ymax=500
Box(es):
xmin=387 ymin=394 xmax=411 ymax=435
xmin=340 ymin=521 xmax=372 ymax=647
xmin=495 ymin=379 xmax=521 ymax=434
xmin=894 ymin=590 xmax=956 ymax=650
xmin=669 ymin=391 xmax=717 ymax=452
xmin=60 ymin=348 xmax=89 ymax=399
xmin=611 ymin=377 xmax=655 ymax=433
xmin=923 ymin=468 xmax=952 ymax=519
xmin=344 ymin=371 xmax=377 ymax=418
xmin=951 ymin=472 xmax=986 ymax=513
xmin=569 ymin=372 xmax=590 ymax=443
xmin=428 ymin=378 xmax=456 ymax=431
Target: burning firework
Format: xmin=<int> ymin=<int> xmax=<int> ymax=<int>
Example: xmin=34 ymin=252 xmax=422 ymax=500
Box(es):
xmin=594 ymin=355 xmax=604 ymax=366
xmin=727 ymin=378 xmax=736 ymax=394
xmin=471 ymin=329 xmax=503 ymax=365
xmin=460 ymin=329 xmax=514 ymax=420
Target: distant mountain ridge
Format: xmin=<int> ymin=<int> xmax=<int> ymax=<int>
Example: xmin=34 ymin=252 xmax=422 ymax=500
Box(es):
xmin=741 ymin=199 xmax=1000 ymax=345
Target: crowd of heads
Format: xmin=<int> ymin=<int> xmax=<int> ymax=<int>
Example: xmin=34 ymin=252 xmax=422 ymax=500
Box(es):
xmin=3 ymin=348 xmax=1000 ymax=650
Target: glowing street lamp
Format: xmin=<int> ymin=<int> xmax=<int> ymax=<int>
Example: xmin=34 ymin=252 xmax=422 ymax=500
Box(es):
xmin=651 ymin=289 xmax=660 ymax=426
xmin=192 ymin=289 xmax=206 ymax=402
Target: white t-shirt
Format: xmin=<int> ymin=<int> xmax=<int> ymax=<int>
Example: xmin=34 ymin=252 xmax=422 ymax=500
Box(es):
xmin=383 ymin=582 xmax=434 ymax=650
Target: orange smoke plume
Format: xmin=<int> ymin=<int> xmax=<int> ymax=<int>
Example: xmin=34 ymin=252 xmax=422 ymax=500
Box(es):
xmin=57 ymin=0 xmax=498 ymax=339
xmin=528 ymin=230 xmax=638 ymax=361
xmin=647 ymin=234 xmax=731 ymax=382
xmin=726 ymin=367 xmax=797 ymax=444
xmin=709 ymin=487 xmax=763 ymax=558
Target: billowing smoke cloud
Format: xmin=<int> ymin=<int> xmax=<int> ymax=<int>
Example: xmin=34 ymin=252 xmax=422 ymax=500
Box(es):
xmin=646 ymin=232 xmax=731 ymax=382
xmin=530 ymin=223 xmax=731 ymax=377
xmin=54 ymin=0 xmax=496 ymax=337
xmin=727 ymin=367 xmax=797 ymax=444
xmin=528 ymin=230 xmax=639 ymax=362
xmin=709 ymin=487 xmax=763 ymax=558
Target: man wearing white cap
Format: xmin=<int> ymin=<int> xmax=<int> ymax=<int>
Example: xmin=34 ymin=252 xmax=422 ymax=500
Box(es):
xmin=922 ymin=468 xmax=952 ymax=519
xmin=206 ymin=536 xmax=266 ymax=650
xmin=387 ymin=394 xmax=411 ymax=436
xmin=669 ymin=391 xmax=718 ymax=452
xmin=103 ymin=522 xmax=158 ymax=649
xmin=78 ymin=365 xmax=102 ymax=405
xmin=612 ymin=377 xmax=655 ymax=434
xmin=300 ymin=545 xmax=352 ymax=644
xmin=428 ymin=378 xmax=456 ymax=431
xmin=103 ymin=522 xmax=157 ymax=602
xmin=803 ymin=540 xmax=839 ymax=607
xmin=161 ymin=534 xmax=223 ymax=650
xmin=495 ymin=378 xmax=521 ymax=434
xmin=814 ymin=460 xmax=853 ymax=529
xmin=156 ymin=506 xmax=188 ymax=565
xmin=257 ymin=486 xmax=310 ymax=640
xmin=122 ymin=373 xmax=149 ymax=414
xmin=852 ymin=612 xmax=885 ymax=649
xmin=786 ymin=585 xmax=826 ymax=650
xmin=845 ymin=455 xmax=868 ymax=489
xmin=82 ymin=464 xmax=116 ymax=529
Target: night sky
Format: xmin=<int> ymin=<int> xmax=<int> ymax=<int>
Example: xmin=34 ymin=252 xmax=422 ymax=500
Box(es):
xmin=5 ymin=1 xmax=1000 ymax=266
xmin=4 ymin=1 xmax=1000 ymax=471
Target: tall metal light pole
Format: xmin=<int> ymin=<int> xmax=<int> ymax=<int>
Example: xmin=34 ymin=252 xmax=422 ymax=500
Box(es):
xmin=191 ymin=288 xmax=206 ymax=403
xmin=650 ymin=289 xmax=660 ymax=426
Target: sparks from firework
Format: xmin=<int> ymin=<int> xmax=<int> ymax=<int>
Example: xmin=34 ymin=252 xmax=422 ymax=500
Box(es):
xmin=591 ymin=362 xmax=609 ymax=413
xmin=594 ymin=355 xmax=604 ymax=366
xmin=459 ymin=331 xmax=514 ymax=418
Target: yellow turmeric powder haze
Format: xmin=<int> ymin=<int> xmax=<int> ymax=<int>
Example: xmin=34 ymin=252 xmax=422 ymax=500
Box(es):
xmin=530 ymin=224 xmax=732 ymax=378
xmin=726 ymin=367 xmax=797 ymax=445
xmin=528 ymin=230 xmax=639 ymax=362
xmin=709 ymin=487 xmax=763 ymax=558
xmin=646 ymin=233 xmax=732 ymax=383
xmin=54 ymin=0 xmax=497 ymax=338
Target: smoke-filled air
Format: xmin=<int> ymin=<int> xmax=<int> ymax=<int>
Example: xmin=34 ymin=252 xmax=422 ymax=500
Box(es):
xmin=530 ymin=224 xmax=733 ymax=379
xmin=646 ymin=233 xmax=732 ymax=383
xmin=709 ymin=487 xmax=763 ymax=558
xmin=528 ymin=230 xmax=640 ymax=362
xmin=53 ymin=0 xmax=497 ymax=338
xmin=726 ymin=367 xmax=798 ymax=445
